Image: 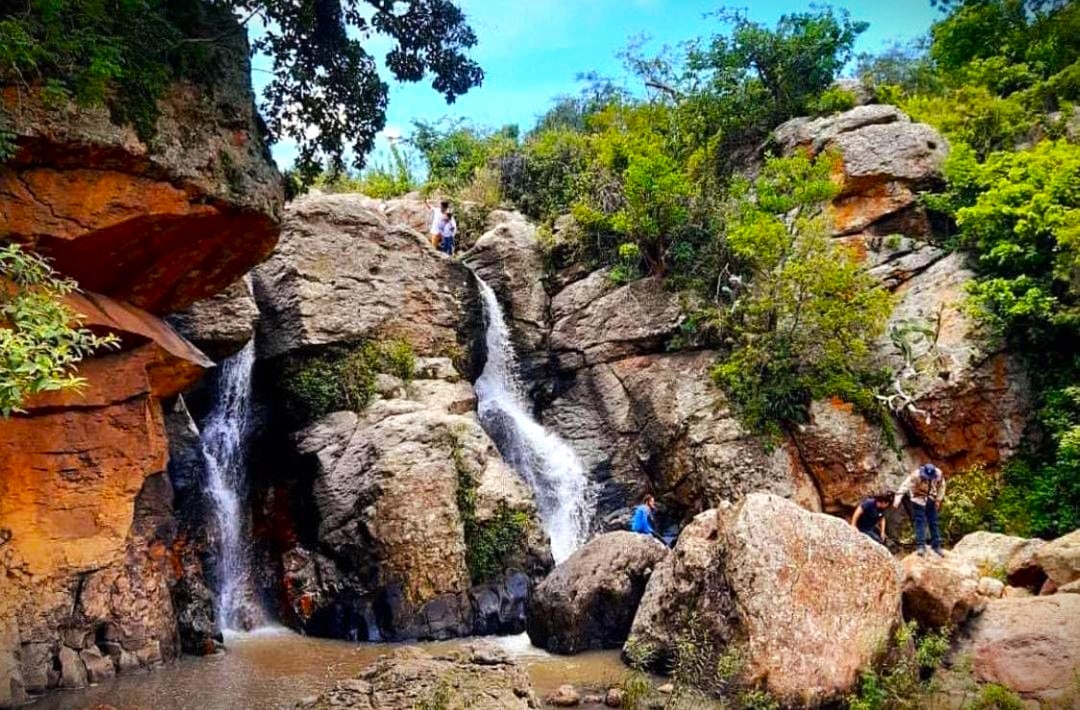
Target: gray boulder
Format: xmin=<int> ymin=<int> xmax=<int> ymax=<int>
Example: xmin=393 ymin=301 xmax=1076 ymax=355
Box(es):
xmin=527 ymin=532 xmax=668 ymax=654
xmin=167 ymin=276 xmax=258 ymax=360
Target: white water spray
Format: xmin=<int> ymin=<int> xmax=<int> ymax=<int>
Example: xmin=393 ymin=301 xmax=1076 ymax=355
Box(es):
xmin=199 ymin=340 xmax=258 ymax=630
xmin=472 ymin=276 xmax=595 ymax=562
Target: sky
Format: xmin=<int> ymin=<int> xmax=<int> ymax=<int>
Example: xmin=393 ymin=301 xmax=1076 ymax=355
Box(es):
xmin=254 ymin=0 xmax=942 ymax=171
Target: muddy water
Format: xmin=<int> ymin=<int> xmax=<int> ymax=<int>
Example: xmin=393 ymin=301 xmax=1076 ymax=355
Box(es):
xmin=28 ymin=629 xmax=628 ymax=710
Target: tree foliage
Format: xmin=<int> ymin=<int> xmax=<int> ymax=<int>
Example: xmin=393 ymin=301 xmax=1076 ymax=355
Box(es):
xmin=0 ymin=0 xmax=483 ymax=183
xmin=0 ymin=243 xmax=118 ymax=416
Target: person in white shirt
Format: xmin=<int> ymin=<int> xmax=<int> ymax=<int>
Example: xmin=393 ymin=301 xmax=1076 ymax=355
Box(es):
xmin=894 ymin=464 xmax=947 ymax=557
xmin=439 ymin=208 xmax=458 ymax=256
xmin=429 ymin=200 xmax=450 ymax=249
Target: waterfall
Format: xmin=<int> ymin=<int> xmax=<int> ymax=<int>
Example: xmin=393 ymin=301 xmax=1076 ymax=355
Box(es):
xmin=472 ymin=275 xmax=595 ymax=563
xmin=199 ymin=339 xmax=259 ymax=630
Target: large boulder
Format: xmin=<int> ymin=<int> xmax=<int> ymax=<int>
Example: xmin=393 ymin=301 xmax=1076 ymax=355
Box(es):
xmin=527 ymin=532 xmax=669 ymax=654
xmin=900 ymin=552 xmax=987 ymax=628
xmin=952 ymin=531 xmax=1048 ymax=590
xmin=252 ymin=193 xmax=478 ymax=365
xmin=296 ymin=643 xmax=538 ymax=710
xmin=543 ymin=351 xmax=819 ymax=521
xmin=626 ymin=494 xmax=902 ymax=706
xmin=282 ymin=360 xmax=550 ymax=642
xmin=954 ymin=595 xmax=1080 ymax=704
xmin=626 ymin=509 xmax=720 ymax=666
xmin=1034 ymin=529 xmax=1080 ymax=588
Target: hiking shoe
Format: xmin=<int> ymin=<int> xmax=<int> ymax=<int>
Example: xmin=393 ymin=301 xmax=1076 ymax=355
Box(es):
xmin=932 ymin=548 xmax=945 ymax=558
xmin=916 ymin=548 xmax=927 ymax=557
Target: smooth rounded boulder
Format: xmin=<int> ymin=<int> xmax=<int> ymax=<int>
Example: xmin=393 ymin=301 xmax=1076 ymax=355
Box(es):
xmin=900 ymin=552 xmax=987 ymax=627
xmin=1034 ymin=528 xmax=1080 ymax=588
xmin=526 ymin=531 xmax=668 ymax=654
xmin=626 ymin=494 xmax=902 ymax=706
xmin=954 ymin=594 xmax=1080 ymax=704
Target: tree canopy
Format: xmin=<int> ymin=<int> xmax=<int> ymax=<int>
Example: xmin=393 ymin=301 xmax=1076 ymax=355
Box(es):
xmin=0 ymin=0 xmax=484 ymax=182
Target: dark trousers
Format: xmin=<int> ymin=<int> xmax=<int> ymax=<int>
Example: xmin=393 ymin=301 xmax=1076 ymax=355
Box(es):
xmin=440 ymin=235 xmax=455 ymax=255
xmin=861 ymin=528 xmax=885 ymax=546
xmin=912 ymin=501 xmax=941 ymax=551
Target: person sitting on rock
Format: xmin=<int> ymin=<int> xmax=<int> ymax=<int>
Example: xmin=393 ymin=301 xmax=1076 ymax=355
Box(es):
xmin=894 ymin=463 xmax=946 ymax=557
xmin=429 ymin=200 xmax=450 ymax=249
xmin=630 ymin=494 xmax=658 ymax=539
xmin=850 ymin=492 xmax=893 ymax=546
xmin=439 ymin=207 xmax=458 ymax=256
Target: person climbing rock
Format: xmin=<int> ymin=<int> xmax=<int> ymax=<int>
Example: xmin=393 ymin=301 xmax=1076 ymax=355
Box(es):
xmin=850 ymin=492 xmax=893 ymax=546
xmin=429 ymin=200 xmax=450 ymax=249
xmin=439 ymin=207 xmax=458 ymax=256
xmin=630 ymin=494 xmax=658 ymax=538
xmin=895 ymin=463 xmax=946 ymax=557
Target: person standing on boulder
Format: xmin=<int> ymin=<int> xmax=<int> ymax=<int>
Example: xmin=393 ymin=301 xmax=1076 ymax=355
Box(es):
xmin=850 ymin=493 xmax=893 ymax=546
xmin=439 ymin=207 xmax=458 ymax=256
xmin=429 ymin=200 xmax=450 ymax=249
xmin=895 ymin=464 xmax=946 ymax=557
xmin=630 ymin=494 xmax=659 ymax=539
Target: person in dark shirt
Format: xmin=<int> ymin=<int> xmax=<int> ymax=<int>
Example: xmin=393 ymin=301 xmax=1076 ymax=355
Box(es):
xmin=850 ymin=492 xmax=893 ymax=546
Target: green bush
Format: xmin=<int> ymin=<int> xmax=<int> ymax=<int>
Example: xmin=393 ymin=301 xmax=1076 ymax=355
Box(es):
xmin=0 ymin=243 xmax=119 ymax=415
xmin=277 ymin=340 xmax=415 ymax=423
xmin=962 ymin=683 xmax=1024 ymax=710
xmin=846 ymin=621 xmax=951 ymax=710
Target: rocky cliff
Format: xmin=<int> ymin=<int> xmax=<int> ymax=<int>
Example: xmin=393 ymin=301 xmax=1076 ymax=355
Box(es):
xmin=0 ymin=7 xmax=282 ymax=706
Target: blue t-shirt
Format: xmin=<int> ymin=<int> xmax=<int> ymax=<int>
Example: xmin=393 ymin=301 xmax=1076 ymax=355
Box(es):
xmin=630 ymin=504 xmax=655 ymax=536
xmin=856 ymin=498 xmax=885 ymax=533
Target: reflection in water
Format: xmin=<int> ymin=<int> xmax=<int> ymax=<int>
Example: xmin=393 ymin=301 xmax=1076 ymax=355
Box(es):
xmin=28 ymin=630 xmax=628 ymax=710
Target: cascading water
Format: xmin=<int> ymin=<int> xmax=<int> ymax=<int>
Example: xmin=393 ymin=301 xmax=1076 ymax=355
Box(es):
xmin=472 ymin=275 xmax=595 ymax=563
xmin=199 ymin=339 xmax=259 ymax=630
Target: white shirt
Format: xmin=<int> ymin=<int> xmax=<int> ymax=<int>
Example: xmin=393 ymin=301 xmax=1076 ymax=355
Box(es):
xmin=430 ymin=209 xmax=445 ymax=235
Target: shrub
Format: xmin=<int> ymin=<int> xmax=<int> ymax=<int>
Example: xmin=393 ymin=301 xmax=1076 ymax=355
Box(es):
xmin=276 ymin=339 xmax=415 ymax=423
xmin=962 ymin=683 xmax=1023 ymax=710
xmin=0 ymin=243 xmax=119 ymax=415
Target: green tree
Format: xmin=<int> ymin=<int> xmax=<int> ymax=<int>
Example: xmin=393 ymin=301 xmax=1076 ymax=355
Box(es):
xmin=711 ymin=155 xmax=893 ymax=438
xmin=0 ymin=243 xmax=118 ymax=416
xmin=0 ymin=1 xmax=484 ymax=183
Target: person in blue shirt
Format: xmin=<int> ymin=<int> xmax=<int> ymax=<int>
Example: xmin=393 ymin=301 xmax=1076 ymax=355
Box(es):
xmin=850 ymin=492 xmax=893 ymax=547
xmin=630 ymin=494 xmax=658 ymax=538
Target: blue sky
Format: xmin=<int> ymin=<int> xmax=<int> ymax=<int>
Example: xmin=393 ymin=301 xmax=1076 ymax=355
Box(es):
xmin=255 ymin=1 xmax=941 ymax=170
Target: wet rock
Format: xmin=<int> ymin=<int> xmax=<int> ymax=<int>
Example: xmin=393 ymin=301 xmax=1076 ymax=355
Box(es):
xmin=527 ymin=532 xmax=668 ymax=654
xmin=0 ymin=619 xmax=24 ymax=708
xmin=167 ymin=276 xmax=259 ymax=361
xmin=464 ymin=213 xmax=549 ymax=369
xmin=900 ymin=552 xmax=985 ymax=627
xmin=547 ymin=684 xmax=582 ymax=707
xmin=628 ymin=495 xmax=902 ymax=705
xmin=252 ymin=193 xmax=478 ymax=366
xmin=57 ymin=647 xmax=87 ymax=690
xmin=955 ymin=595 xmax=1080 ymax=704
xmin=79 ymin=647 xmax=115 ymax=684
xmin=1033 ymin=528 xmax=1080 ymax=588
xmin=297 ymin=643 xmax=538 ymax=709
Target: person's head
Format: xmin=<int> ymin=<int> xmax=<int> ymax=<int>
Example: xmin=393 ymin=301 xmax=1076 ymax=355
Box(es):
xmin=440 ymin=200 xmax=450 ymax=212
xmin=642 ymin=494 xmax=656 ymax=510
xmin=873 ymin=492 xmax=893 ymax=509
xmin=918 ymin=463 xmax=941 ymax=480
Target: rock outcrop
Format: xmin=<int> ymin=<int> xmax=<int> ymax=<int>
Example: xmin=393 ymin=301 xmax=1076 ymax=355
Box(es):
xmin=627 ymin=495 xmax=902 ymax=705
xmin=955 ymin=594 xmax=1080 ymax=704
xmin=0 ymin=8 xmax=282 ymax=706
xmin=296 ymin=643 xmax=538 ymax=709
xmin=167 ymin=276 xmax=259 ymax=361
xmin=252 ymin=193 xmax=478 ymax=366
xmin=526 ymin=532 xmax=668 ymax=654
xmin=952 ymin=531 xmax=1047 ymax=590
xmin=1034 ymin=529 xmax=1080 ymax=588
xmin=900 ymin=552 xmax=989 ymax=628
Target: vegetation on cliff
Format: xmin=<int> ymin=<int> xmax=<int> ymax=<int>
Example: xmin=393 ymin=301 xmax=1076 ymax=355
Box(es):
xmin=0 ymin=0 xmax=483 ymax=182
xmin=0 ymin=244 xmax=118 ymax=416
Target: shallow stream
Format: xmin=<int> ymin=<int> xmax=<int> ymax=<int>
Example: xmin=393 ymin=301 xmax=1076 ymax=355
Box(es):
xmin=28 ymin=629 xmax=627 ymax=709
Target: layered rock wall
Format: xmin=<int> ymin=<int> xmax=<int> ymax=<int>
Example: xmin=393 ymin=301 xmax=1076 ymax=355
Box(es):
xmin=0 ymin=8 xmax=282 ymax=705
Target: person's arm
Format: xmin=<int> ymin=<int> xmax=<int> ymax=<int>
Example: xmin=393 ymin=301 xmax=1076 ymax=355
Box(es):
xmin=878 ymin=516 xmax=887 ymax=541
xmin=850 ymin=505 xmax=864 ymax=528
xmin=894 ymin=474 xmax=913 ymax=507
xmin=937 ymin=476 xmax=946 ymax=506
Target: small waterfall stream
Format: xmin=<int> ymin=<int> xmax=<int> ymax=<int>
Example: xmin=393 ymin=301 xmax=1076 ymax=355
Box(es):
xmin=199 ymin=339 xmax=259 ymax=630
xmin=472 ymin=275 xmax=595 ymax=563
